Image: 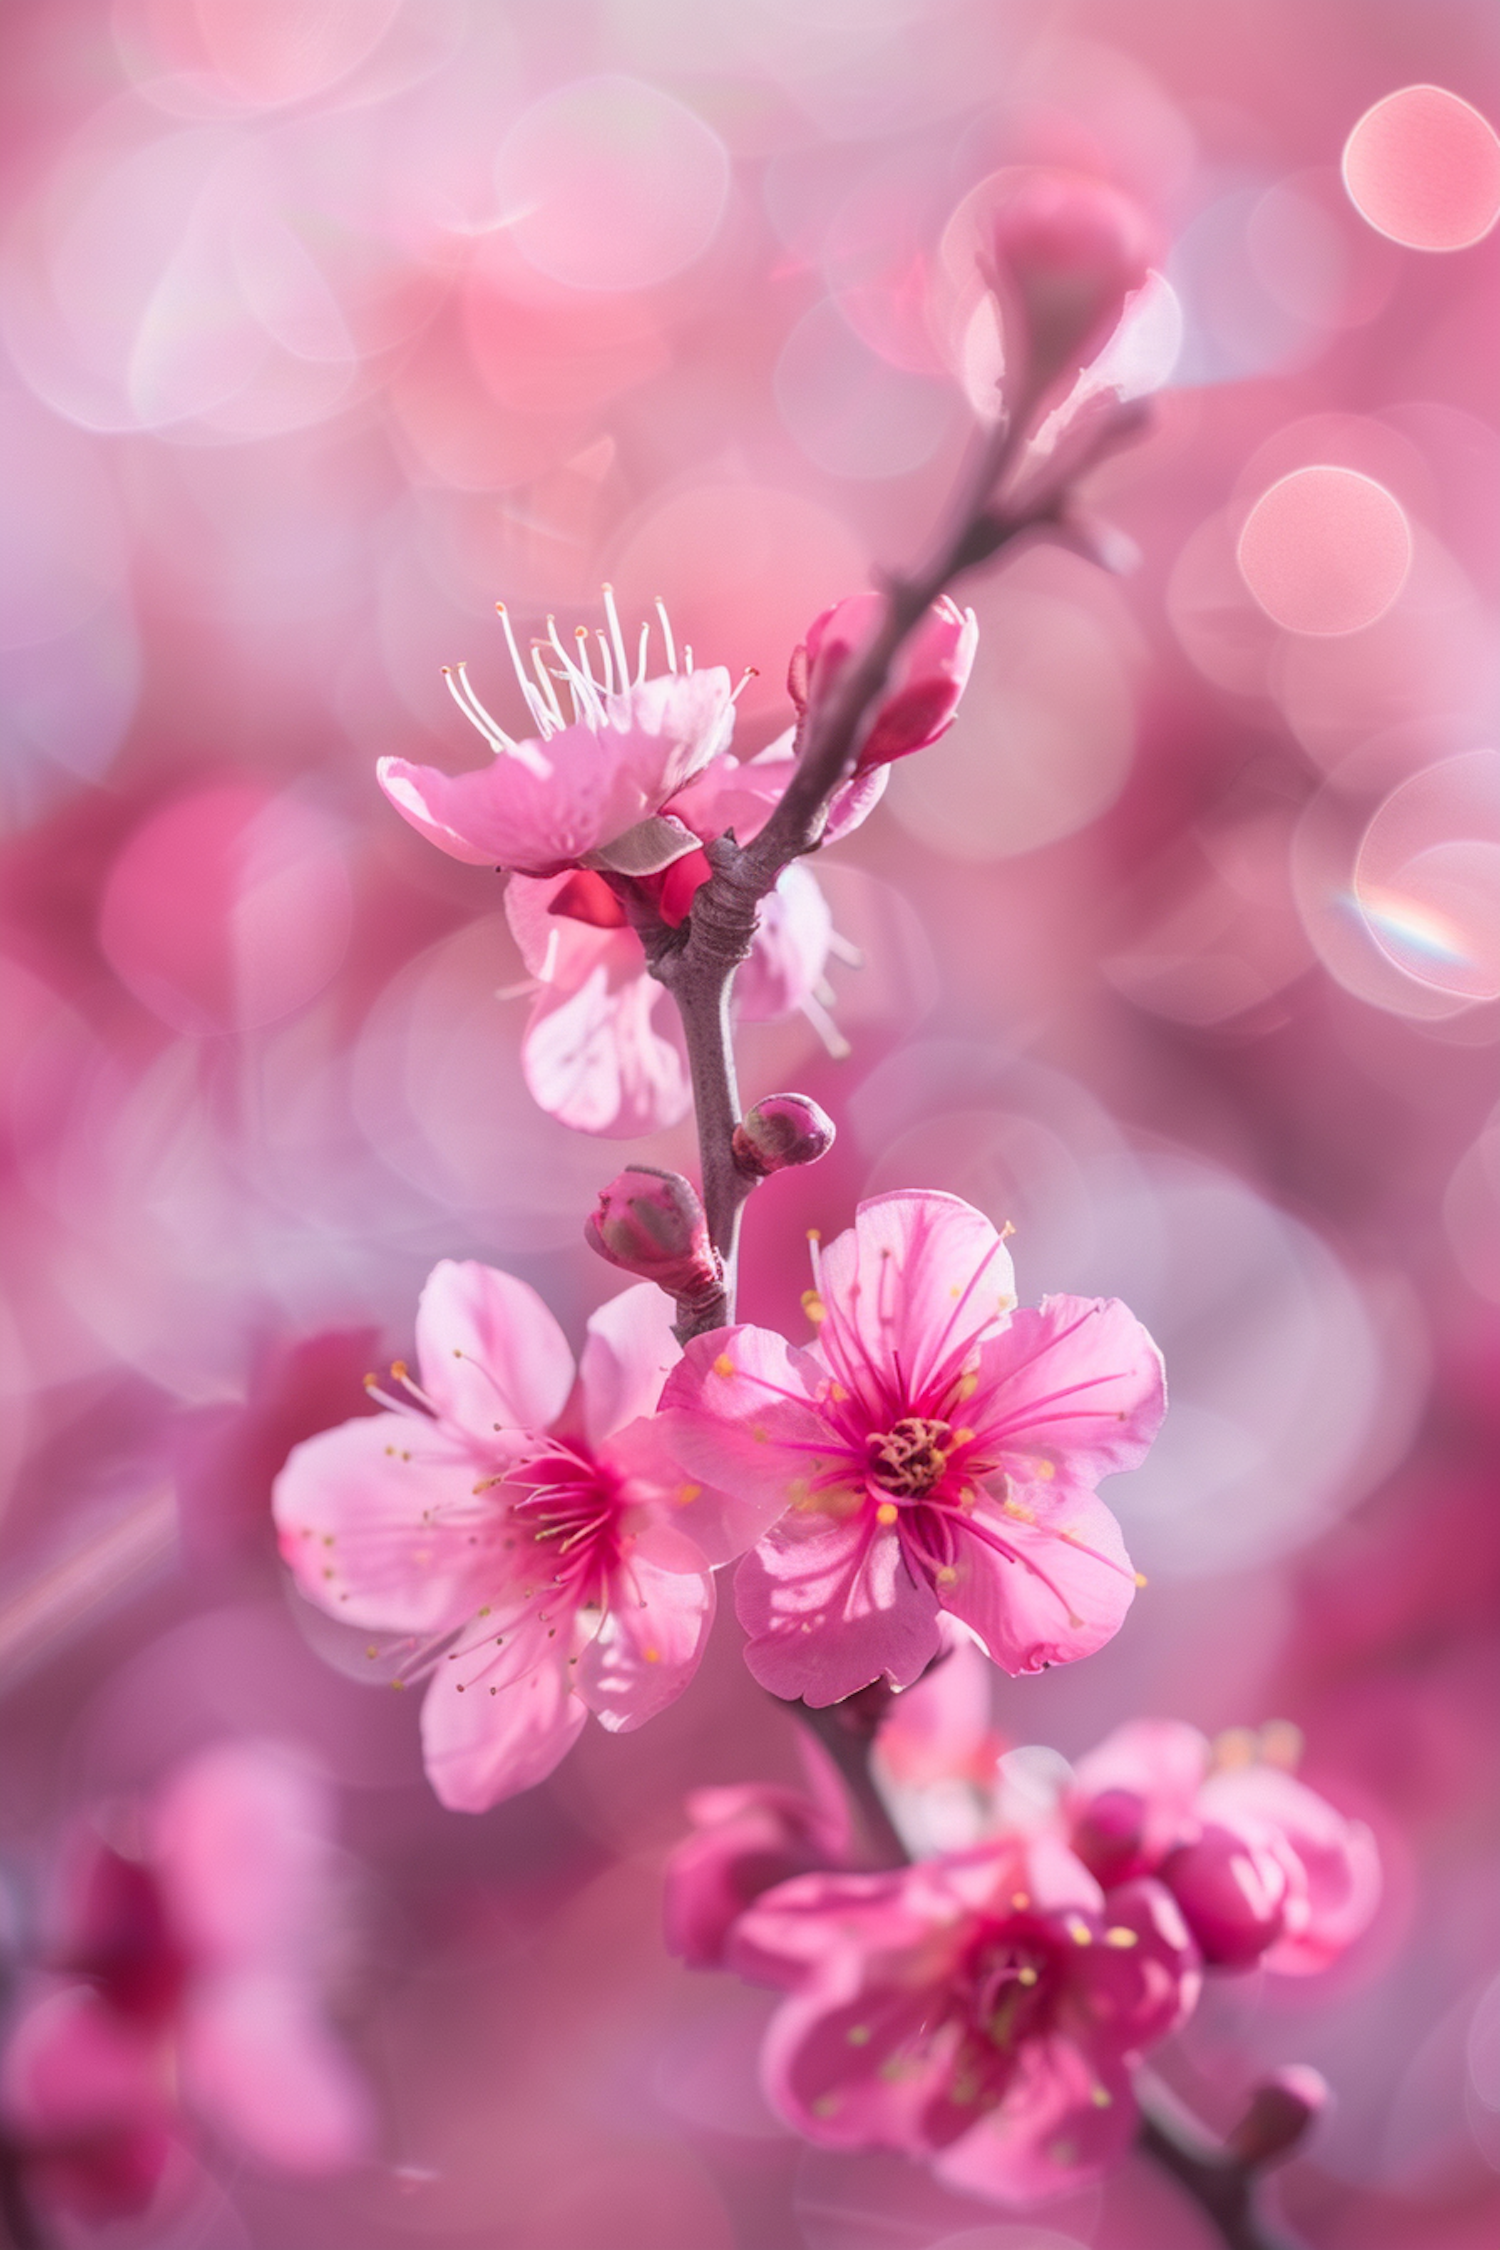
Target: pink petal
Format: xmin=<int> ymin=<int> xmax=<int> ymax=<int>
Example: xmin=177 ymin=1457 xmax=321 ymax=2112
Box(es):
xmin=727 ymin=1866 xmax=925 ymax=1991
xmin=273 ymin=1414 xmax=499 ymax=1635
xmin=1159 ymin=1821 xmax=1291 ymax=1969
xmin=761 ymin=1949 xmax=959 ymax=2152
xmin=419 ymin=1634 xmax=586 ymax=1811
xmin=1065 ymin=1877 xmax=1200 ymax=2048
xmin=735 ymin=1517 xmax=943 ymax=1705
xmin=179 ymin=1969 xmax=373 ymax=2172
xmin=573 ymin=1558 xmax=713 ymax=1731
xmin=414 ymin=1258 xmax=574 ymax=1440
xmin=1198 ymin=1764 xmax=1381 ymax=1974
xmin=943 ymin=1482 xmax=1136 ymax=1675
xmin=664 ymin=1774 xmax=851 ymax=1971
xmin=0 ymin=1983 xmax=165 ymax=2141
xmin=932 ymin=2036 xmax=1136 ymax=2204
xmin=521 ymin=955 xmax=692 ymax=1135
xmin=1067 ymin=1719 xmax=1209 ymax=1883
xmin=150 ymin=1744 xmax=334 ymax=1970
xmin=657 ymin=1324 xmax=829 ymax=1525
xmin=504 ymin=869 xmax=637 ymax=979
xmin=578 ymin=1282 xmax=680 ymax=1445
xmin=823 ymin=759 xmax=889 ymax=843
xmin=734 ymin=864 xmax=832 ymax=1022
xmin=816 ymin=1192 xmax=1017 ymax=1413
xmin=665 ymin=739 xmax=793 ymax=845
xmin=973 ymin=1295 xmax=1166 ymax=1483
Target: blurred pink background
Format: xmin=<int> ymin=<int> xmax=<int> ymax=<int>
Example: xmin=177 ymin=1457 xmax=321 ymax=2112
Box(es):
xmin=0 ymin=2 xmax=1496 ymax=2244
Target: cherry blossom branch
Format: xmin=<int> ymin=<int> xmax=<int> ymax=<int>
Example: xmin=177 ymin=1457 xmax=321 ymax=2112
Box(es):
xmin=0 ymin=2144 xmax=47 ymax=2250
xmin=783 ymin=1683 xmax=909 ymax=1870
xmin=1134 ymin=2070 xmax=1322 ymax=2250
xmin=644 ymin=399 xmax=1150 ymax=1341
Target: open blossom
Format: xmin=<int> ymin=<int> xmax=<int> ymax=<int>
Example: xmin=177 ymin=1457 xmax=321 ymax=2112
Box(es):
xmin=660 ymin=1190 xmax=1164 ymax=1705
xmin=377 ymin=592 xmax=735 ymax=878
xmin=788 ymin=592 xmax=978 ymax=774
xmin=0 ymin=1746 xmax=372 ymax=2219
xmin=273 ymin=1265 xmax=783 ymax=1813
xmin=728 ymin=1833 xmax=1197 ymax=2205
xmin=1066 ymin=1721 xmax=1381 ymax=1974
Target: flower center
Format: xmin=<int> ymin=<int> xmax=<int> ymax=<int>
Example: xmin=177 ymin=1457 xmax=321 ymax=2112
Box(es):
xmin=866 ymin=1416 xmax=953 ymax=1497
xmin=507 ymin=1446 xmax=621 ymax=1607
xmin=969 ymin=1936 xmax=1054 ymax=2051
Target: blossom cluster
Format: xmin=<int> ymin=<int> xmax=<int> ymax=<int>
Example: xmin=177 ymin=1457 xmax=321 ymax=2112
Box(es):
xmin=664 ymin=1655 xmax=1379 ymax=2205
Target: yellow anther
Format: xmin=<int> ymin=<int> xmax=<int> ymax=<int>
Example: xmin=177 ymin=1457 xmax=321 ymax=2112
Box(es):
xmin=390 ymin=1359 xmax=408 ymax=1381
xmin=1134 ymin=1571 xmax=1149 ymax=1588
xmin=713 ymin=1353 xmax=735 ymax=1378
xmin=1017 ymin=1965 xmax=1039 ymax=1986
xmin=1090 ymin=2085 xmax=1113 ymax=2108
xmin=846 ymin=2024 xmax=872 ymax=2046
xmin=676 ymin=1483 xmax=702 ymax=1507
xmin=801 ymin=1289 xmax=826 ymax=1325
xmin=875 ymin=1502 xmax=899 ymax=1527
xmin=644 ymin=1647 xmax=661 ymax=1664
xmin=363 ymin=1371 xmax=379 ymax=1389
xmin=806 ymin=1227 xmax=822 ymax=1243
xmin=1011 ymin=1891 xmax=1030 ymax=1910
xmin=935 ymin=1566 xmax=958 ymax=1585
xmin=951 ymin=1427 xmax=974 ymax=1447
xmin=1068 ymin=1919 xmax=1093 ymax=1946
xmin=1104 ymin=1927 xmax=1139 ymax=1949
xmin=1003 ymin=1498 xmax=1036 ymax=1524
xmin=1000 ymin=1220 xmax=1016 ymax=1239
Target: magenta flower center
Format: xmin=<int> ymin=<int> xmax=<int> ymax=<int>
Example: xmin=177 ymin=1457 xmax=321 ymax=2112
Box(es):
xmin=506 ymin=1444 xmax=623 ymax=1611
xmin=866 ymin=1416 xmax=955 ymax=1497
xmin=967 ymin=1929 xmax=1057 ymax=2051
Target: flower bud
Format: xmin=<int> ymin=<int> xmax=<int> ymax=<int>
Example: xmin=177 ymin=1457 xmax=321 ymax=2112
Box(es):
xmin=1160 ymin=1821 xmax=1291 ymax=1969
xmin=979 ymin=168 xmax=1154 ymax=408
xmin=1224 ymin=2067 xmax=1329 ymax=2169
xmin=585 ymin=1166 xmax=722 ymax=1302
xmin=788 ymin=592 xmax=977 ymax=774
xmin=733 ymin=1093 xmax=836 ymax=1176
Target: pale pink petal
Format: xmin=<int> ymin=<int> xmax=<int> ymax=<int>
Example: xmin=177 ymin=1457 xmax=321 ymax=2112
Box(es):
xmin=816 ymin=1193 xmax=1017 ymax=1412
xmin=376 ymin=757 xmax=514 ymax=867
xmin=521 ymin=955 xmax=691 ymax=1135
xmin=1199 ymin=1764 xmax=1381 ymax=1974
xmin=419 ymin=1633 xmax=586 ymax=1811
xmin=179 ymin=1970 xmax=373 ymax=2172
xmin=1065 ymin=1878 xmax=1200 ymax=2048
xmin=573 ymin=1558 xmax=713 ymax=1731
xmin=504 ymin=870 xmax=635 ymax=980
xmin=666 ymin=739 xmax=794 ymax=845
xmin=664 ymin=1767 xmax=852 ymax=1971
xmin=736 ymin=1517 xmax=943 ymax=1705
xmin=932 ymin=2036 xmax=1136 ymax=2204
xmin=273 ymin=1415 xmax=497 ymax=1635
xmin=735 ymin=863 xmax=832 ymax=1022
xmin=150 ymin=1744 xmax=332 ymax=1970
xmin=823 ymin=759 xmax=889 ymax=843
xmin=943 ymin=1482 xmax=1136 ymax=1675
xmin=414 ymin=1259 xmax=574 ymax=1440
xmin=578 ymin=1282 xmax=680 ymax=1445
xmin=877 ymin=1627 xmax=1000 ymax=1787
xmin=973 ymin=1295 xmax=1166 ymax=1482
xmin=727 ymin=1866 xmax=928 ymax=1990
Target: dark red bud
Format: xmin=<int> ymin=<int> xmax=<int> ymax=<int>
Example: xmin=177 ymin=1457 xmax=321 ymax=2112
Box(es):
xmin=585 ymin=1166 xmax=722 ymax=1303
xmin=732 ymin=1094 xmax=836 ymax=1176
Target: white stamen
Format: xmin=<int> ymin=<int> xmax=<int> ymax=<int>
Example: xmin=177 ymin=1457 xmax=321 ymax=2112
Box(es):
xmin=681 ymin=644 xmax=693 ymax=674
xmin=799 ymin=991 xmax=852 ymax=1060
xmin=539 ymin=926 xmax=561 ymax=984
xmin=529 ymin=644 xmax=565 ymax=726
xmin=731 ymin=667 xmax=758 ymax=704
xmin=602 ymin=583 xmax=631 ymax=686
xmin=654 ymin=596 xmax=677 ymax=673
xmin=636 ymin=621 xmax=650 ymax=685
xmin=594 ymin=631 xmax=615 ymax=695
xmin=496 ymin=603 xmax=557 ymax=738
xmin=449 ymin=664 xmax=553 ymax=778
xmin=827 ymin=929 xmax=864 ymax=968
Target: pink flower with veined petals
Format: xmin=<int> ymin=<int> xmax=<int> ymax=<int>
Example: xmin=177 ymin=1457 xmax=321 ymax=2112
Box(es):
xmin=727 ymin=1832 xmax=1197 ymax=2205
xmin=1067 ymin=1721 xmax=1381 ymax=1974
xmin=0 ymin=1745 xmax=372 ymax=2221
xmin=273 ymin=1266 xmax=782 ymax=1812
xmin=377 ymin=594 xmax=736 ymax=878
xmin=659 ymin=1190 xmax=1164 ymax=1705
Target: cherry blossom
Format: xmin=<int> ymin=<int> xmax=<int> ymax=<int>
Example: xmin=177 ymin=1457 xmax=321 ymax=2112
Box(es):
xmin=727 ymin=1832 xmax=1198 ymax=2204
xmin=979 ymin=169 xmax=1157 ymax=410
xmin=788 ymin=592 xmax=979 ymax=774
xmin=0 ymin=1745 xmax=371 ymax=2219
xmin=272 ymin=1265 xmax=781 ymax=1812
xmin=377 ymin=592 xmax=735 ymax=878
xmin=1067 ymin=1721 xmax=1381 ymax=1974
xmin=663 ymin=1741 xmax=852 ymax=1971
xmin=660 ymin=1190 xmax=1164 ymax=1704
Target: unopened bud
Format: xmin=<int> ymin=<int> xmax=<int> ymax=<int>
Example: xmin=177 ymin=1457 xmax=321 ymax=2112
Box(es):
xmin=733 ymin=1094 xmax=836 ymax=1176
xmin=1161 ymin=1822 xmax=1290 ymax=1969
xmin=789 ymin=592 xmax=977 ymax=775
xmin=978 ymin=168 xmax=1155 ymax=409
xmin=1224 ymin=2067 xmax=1329 ymax=2169
xmin=585 ymin=1166 xmax=722 ymax=1303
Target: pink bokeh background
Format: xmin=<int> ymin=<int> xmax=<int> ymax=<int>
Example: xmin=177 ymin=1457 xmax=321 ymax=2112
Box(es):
xmin=0 ymin=1 xmax=1496 ymax=2244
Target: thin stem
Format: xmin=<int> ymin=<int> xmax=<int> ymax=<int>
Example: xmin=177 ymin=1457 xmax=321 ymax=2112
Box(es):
xmin=1135 ymin=2076 xmax=1313 ymax=2250
xmin=0 ymin=2144 xmax=47 ymax=2250
xmin=648 ymin=398 xmax=1146 ymax=1341
xmin=783 ymin=1685 xmax=909 ymax=1870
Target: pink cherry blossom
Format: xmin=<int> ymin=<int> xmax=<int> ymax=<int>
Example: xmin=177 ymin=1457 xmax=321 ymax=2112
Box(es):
xmin=663 ymin=1742 xmax=852 ymax=1971
xmin=660 ymin=1191 xmax=1164 ymax=1705
xmin=377 ymin=594 xmax=735 ymax=877
xmin=978 ymin=169 xmax=1156 ymax=410
xmin=273 ymin=1266 xmax=784 ymax=1812
xmin=788 ymin=592 xmax=979 ymax=774
xmin=1067 ymin=1721 xmax=1381 ymax=1973
xmin=727 ymin=1833 xmax=1198 ymax=2205
xmin=0 ymin=1745 xmax=372 ymax=2220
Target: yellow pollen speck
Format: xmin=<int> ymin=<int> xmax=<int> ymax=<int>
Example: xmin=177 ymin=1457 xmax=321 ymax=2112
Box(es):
xmin=935 ymin=1566 xmax=958 ymax=1585
xmin=1069 ymin=1920 xmax=1093 ymax=1946
xmin=644 ymin=1647 xmax=661 ymax=1664
xmin=365 ymin=1644 xmax=378 ymax=1659
xmin=1017 ymin=1965 xmax=1039 ymax=1986
xmin=1000 ymin=1220 xmax=1016 ymax=1239
xmin=752 ymin=1425 xmax=767 ymax=1443
xmin=713 ymin=1353 xmax=735 ymax=1378
xmin=801 ymin=1289 xmax=826 ymax=1325
xmin=391 ymin=1359 xmax=408 ymax=1381
xmin=1033 ymin=1458 xmax=1055 ymax=1480
xmin=952 ymin=1428 xmax=975 ymax=1447
xmin=999 ymin=1293 xmax=1016 ymax=1310
xmin=677 ymin=1483 xmax=701 ymax=1507
xmin=830 ymin=1382 xmax=849 ymax=1402
xmin=875 ymin=1502 xmax=899 ymax=1526
xmin=1134 ymin=1572 xmax=1149 ymax=1588
xmin=846 ymin=2024 xmax=872 ymax=2046
xmin=955 ymin=1370 xmax=978 ymax=1403
xmin=1091 ymin=2085 xmax=1113 ymax=2108
xmin=1003 ymin=1498 xmax=1036 ymax=1524
xmin=812 ymin=2094 xmax=839 ymax=2119
xmin=363 ymin=1372 xmax=379 ymax=1389
xmin=1011 ymin=1892 xmax=1030 ymax=1910
xmin=1104 ymin=1927 xmax=1139 ymax=1949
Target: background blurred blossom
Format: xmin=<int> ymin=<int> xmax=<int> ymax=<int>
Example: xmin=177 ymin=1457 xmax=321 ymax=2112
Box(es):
xmin=0 ymin=1 xmax=1496 ymax=2245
